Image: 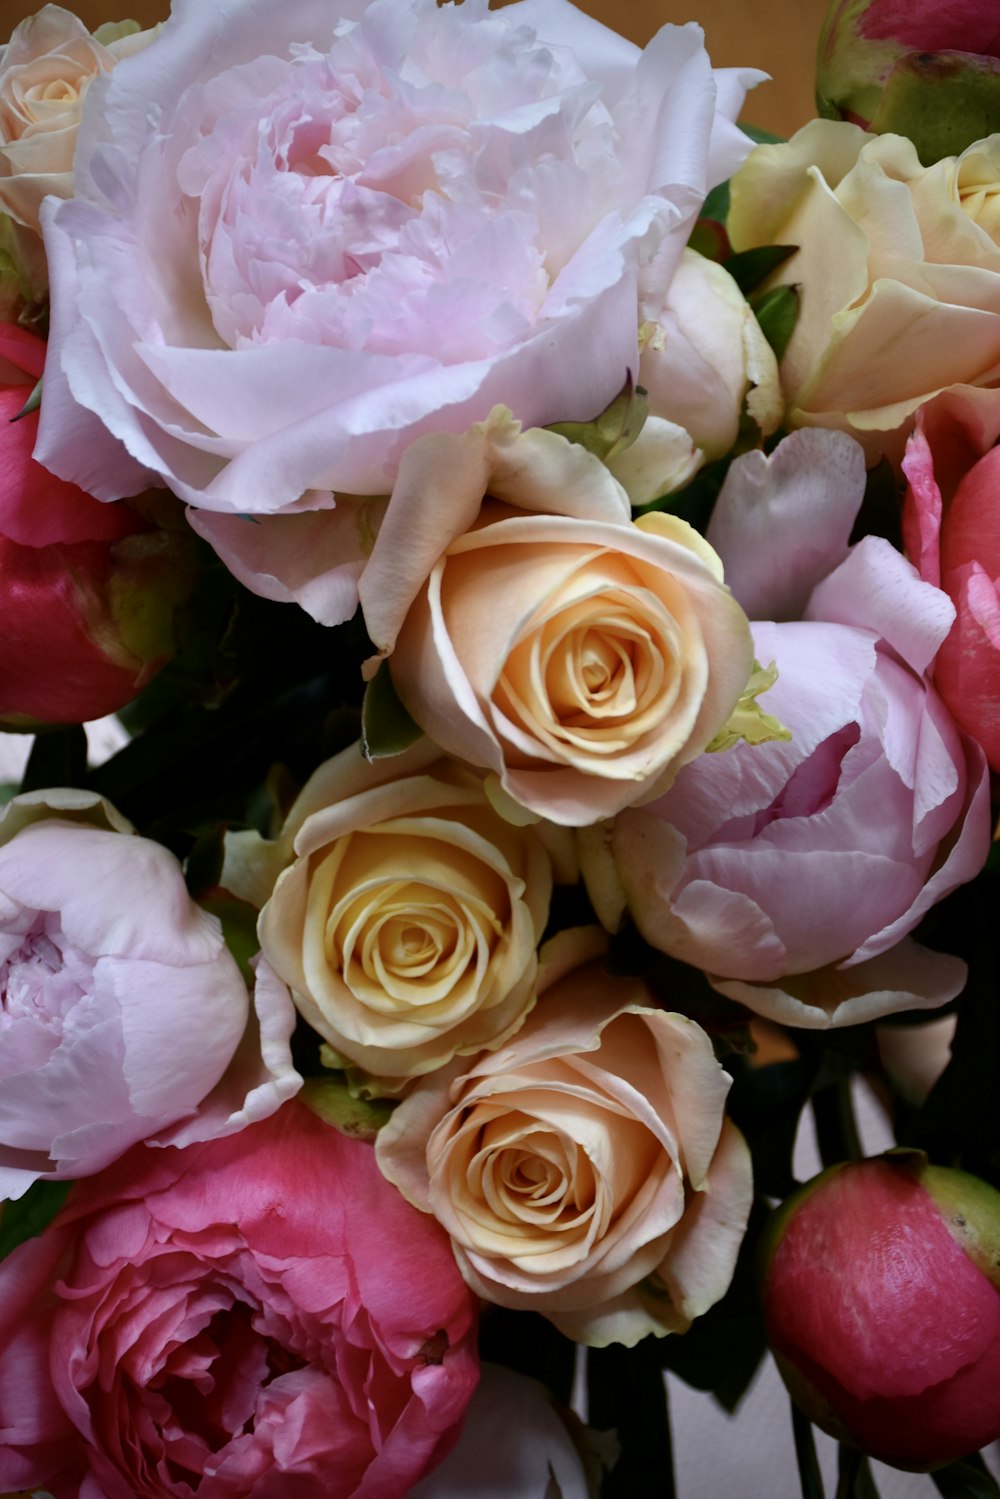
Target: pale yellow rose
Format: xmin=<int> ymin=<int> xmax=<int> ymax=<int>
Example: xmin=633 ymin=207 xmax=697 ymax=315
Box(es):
xmin=359 ymin=412 xmax=752 ymax=827
xmin=377 ymin=927 xmax=753 ymax=1347
xmin=223 ymin=740 xmax=561 ymax=1084
xmin=0 ymin=5 xmax=157 ymax=234
xmin=728 ymin=121 xmax=1000 ymax=460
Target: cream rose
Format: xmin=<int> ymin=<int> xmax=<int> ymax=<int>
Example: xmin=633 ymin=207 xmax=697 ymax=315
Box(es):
xmin=377 ymin=929 xmax=753 ymax=1347
xmin=727 ymin=122 xmax=1000 ymax=459
xmin=223 ymin=740 xmax=559 ymax=1084
xmin=366 ymin=467 xmax=752 ymax=824
xmin=0 ymin=6 xmax=156 ymax=235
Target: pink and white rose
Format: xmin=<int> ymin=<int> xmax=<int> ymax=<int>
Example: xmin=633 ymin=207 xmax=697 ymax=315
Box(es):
xmin=0 ymin=1101 xmax=480 ymax=1498
xmin=378 ymin=929 xmax=752 ymax=1347
xmin=0 ymin=789 xmax=300 ymax=1200
xmin=35 ymin=0 xmax=760 ymax=624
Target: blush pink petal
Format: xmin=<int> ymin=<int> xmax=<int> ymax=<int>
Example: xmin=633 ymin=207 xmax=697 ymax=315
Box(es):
xmin=707 ymin=430 xmax=866 ymax=619
xmin=189 ymin=503 xmax=374 ymax=628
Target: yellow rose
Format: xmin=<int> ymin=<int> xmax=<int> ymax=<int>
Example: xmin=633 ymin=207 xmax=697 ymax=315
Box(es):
xmin=0 ymin=5 xmax=157 ymax=234
xmin=359 ymin=414 xmax=752 ymax=827
xmin=728 ymin=121 xmax=1000 ymax=460
xmin=224 ymin=741 xmax=559 ymax=1084
xmin=377 ymin=928 xmax=753 ymax=1347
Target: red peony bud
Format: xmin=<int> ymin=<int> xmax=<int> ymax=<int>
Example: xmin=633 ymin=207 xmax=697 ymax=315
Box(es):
xmin=0 ymin=323 xmax=195 ymax=725
xmin=761 ymin=1153 xmax=1000 ymax=1470
xmin=816 ymin=0 xmax=1000 ymax=162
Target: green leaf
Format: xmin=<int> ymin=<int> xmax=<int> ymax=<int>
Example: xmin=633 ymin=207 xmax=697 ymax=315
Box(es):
xmin=0 ymin=1179 xmax=71 ymax=1261
xmin=547 ymin=375 xmax=648 ymax=463
xmin=752 ymin=283 xmax=800 ymax=362
xmin=183 ymin=822 xmax=226 ymax=897
xmin=725 ymin=244 xmax=797 ymax=296
xmin=931 ymin=1455 xmax=1000 ymax=1499
xmin=299 ymin=1076 xmax=396 ymax=1141
xmin=361 ymin=663 xmax=423 ymax=760
xmin=199 ymin=890 xmax=260 ymax=986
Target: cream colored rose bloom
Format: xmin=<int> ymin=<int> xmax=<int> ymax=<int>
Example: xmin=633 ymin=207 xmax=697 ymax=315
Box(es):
xmin=359 ymin=413 xmax=753 ymax=828
xmin=0 ymin=5 xmax=157 ymax=234
xmin=728 ymin=122 xmax=1000 ymax=460
xmin=377 ymin=929 xmax=753 ymax=1347
xmin=223 ymin=740 xmax=559 ymax=1084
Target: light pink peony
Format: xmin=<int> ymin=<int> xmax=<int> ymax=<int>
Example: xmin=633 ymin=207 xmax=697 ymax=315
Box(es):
xmin=902 ymin=387 xmax=1000 ymax=770
xmin=0 ymin=789 xmax=301 ymax=1199
xmin=34 ymin=0 xmax=760 ymax=624
xmin=0 ymin=1101 xmax=480 ymax=1499
xmin=581 ymin=432 xmax=992 ymax=1027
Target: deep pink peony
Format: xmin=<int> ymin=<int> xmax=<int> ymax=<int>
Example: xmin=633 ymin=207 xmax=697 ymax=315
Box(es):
xmin=0 ymin=322 xmax=178 ymax=723
xmin=902 ymin=389 xmax=1000 ymax=770
xmin=762 ymin=1155 xmax=1000 ymax=1470
xmin=34 ymin=0 xmax=760 ymax=624
xmin=0 ymin=1101 xmax=480 ymax=1499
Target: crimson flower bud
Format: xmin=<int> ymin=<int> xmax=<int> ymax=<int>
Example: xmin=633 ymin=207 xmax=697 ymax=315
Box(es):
xmin=761 ymin=1152 xmax=1000 ymax=1470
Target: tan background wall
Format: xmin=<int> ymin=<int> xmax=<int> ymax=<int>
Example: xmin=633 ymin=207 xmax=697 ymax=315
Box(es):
xmin=3 ymin=0 xmax=828 ymax=136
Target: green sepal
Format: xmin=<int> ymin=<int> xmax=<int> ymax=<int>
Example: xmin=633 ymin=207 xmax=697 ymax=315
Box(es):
xmin=299 ymin=1075 xmax=396 ymax=1141
xmin=546 ymin=375 xmax=648 ymax=463
xmin=869 ymin=51 xmax=1000 ymax=166
xmin=198 ymin=890 xmax=260 ymax=987
xmin=707 ymin=660 xmax=791 ymax=754
xmin=361 ymin=662 xmax=423 ymax=761
xmin=9 ymin=376 xmax=42 ymax=422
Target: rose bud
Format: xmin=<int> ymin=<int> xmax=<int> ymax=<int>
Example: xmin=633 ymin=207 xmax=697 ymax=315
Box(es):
xmin=816 ymin=0 xmax=1000 ymax=161
xmin=0 ymin=323 xmax=195 ymax=724
xmin=761 ymin=1153 xmax=1000 ymax=1470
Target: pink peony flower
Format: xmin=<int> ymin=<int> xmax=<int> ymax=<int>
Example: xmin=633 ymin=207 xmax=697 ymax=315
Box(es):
xmin=34 ymin=0 xmax=760 ymax=624
xmin=0 ymin=789 xmax=301 ymax=1200
xmin=902 ymin=387 xmax=1000 ymax=770
xmin=0 ymin=323 xmax=191 ymax=724
xmin=581 ymin=433 xmax=992 ymax=1026
xmin=0 ymin=1100 xmax=480 ymax=1498
xmin=761 ymin=1154 xmax=1000 ymax=1470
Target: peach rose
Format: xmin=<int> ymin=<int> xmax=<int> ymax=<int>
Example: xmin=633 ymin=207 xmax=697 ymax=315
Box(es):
xmin=0 ymin=6 xmax=156 ymax=235
xmin=361 ymin=418 xmax=752 ymax=827
xmin=727 ymin=122 xmax=1000 ymax=460
xmin=377 ymin=929 xmax=753 ymax=1347
xmin=223 ymin=741 xmax=561 ymax=1084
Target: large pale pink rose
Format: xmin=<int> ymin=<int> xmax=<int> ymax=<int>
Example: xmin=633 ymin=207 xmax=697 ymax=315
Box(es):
xmin=902 ymin=387 xmax=1000 ymax=770
xmin=34 ymin=0 xmax=760 ymax=624
xmin=378 ymin=929 xmax=752 ymax=1348
xmin=0 ymin=788 xmax=301 ymax=1200
xmin=0 ymin=1101 xmax=480 ymax=1499
xmin=582 ymin=434 xmax=992 ymax=1028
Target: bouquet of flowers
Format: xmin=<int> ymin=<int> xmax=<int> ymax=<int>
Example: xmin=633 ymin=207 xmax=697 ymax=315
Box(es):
xmin=0 ymin=0 xmax=999 ymax=1493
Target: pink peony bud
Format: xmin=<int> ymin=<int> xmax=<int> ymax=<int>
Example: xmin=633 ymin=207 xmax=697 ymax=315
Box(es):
xmin=761 ymin=1153 xmax=1000 ymax=1469
xmin=816 ymin=0 xmax=1000 ymax=161
xmin=0 ymin=323 xmax=195 ymax=725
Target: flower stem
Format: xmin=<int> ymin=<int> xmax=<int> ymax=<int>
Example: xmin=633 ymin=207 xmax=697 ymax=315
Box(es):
xmin=791 ymin=1401 xmax=825 ymax=1499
